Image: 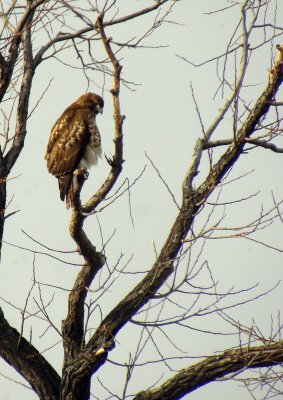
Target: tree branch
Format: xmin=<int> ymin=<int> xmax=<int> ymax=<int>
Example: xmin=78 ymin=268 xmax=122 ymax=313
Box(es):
xmin=0 ymin=2 xmax=36 ymax=261
xmin=0 ymin=308 xmax=60 ymax=399
xmin=133 ymin=341 xmax=283 ymax=400
xmin=195 ymin=46 xmax=283 ymax=202
xmin=4 ymin=4 xmax=35 ymax=174
xmin=34 ymin=0 xmax=170 ymax=67
xmin=0 ymin=0 xmax=44 ymax=102
xmin=81 ymin=12 xmax=124 ymax=213
xmin=204 ymin=138 xmax=283 ymax=153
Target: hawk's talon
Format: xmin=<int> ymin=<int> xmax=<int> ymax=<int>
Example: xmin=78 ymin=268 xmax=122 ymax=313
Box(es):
xmin=105 ymin=154 xmax=121 ymax=168
xmin=74 ymin=168 xmax=89 ymax=181
xmin=105 ymin=154 xmax=114 ymax=166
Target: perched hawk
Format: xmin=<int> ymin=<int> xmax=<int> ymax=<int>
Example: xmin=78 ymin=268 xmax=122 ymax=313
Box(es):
xmin=45 ymin=93 xmax=104 ymax=208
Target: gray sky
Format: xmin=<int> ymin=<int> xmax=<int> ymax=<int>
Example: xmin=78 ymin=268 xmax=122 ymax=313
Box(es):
xmin=1 ymin=1 xmax=283 ymax=399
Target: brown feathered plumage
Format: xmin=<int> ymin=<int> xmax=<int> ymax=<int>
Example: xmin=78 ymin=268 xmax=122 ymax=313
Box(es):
xmin=45 ymin=93 xmax=103 ymax=208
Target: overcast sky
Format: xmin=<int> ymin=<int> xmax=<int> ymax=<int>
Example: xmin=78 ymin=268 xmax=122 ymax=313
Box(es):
xmin=1 ymin=1 xmax=283 ymax=399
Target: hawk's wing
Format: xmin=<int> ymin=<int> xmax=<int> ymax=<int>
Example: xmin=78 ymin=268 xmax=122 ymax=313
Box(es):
xmin=45 ymin=108 xmax=91 ymax=176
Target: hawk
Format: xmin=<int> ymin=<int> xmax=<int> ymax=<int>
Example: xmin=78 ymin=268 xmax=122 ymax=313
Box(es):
xmin=45 ymin=92 xmax=104 ymax=208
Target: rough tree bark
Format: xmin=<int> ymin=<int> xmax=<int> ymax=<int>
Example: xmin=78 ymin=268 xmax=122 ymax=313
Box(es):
xmin=0 ymin=308 xmax=60 ymax=399
xmin=133 ymin=341 xmax=283 ymax=400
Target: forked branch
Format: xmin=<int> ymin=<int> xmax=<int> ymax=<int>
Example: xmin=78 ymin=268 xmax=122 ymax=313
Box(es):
xmin=82 ymin=12 xmax=125 ymax=213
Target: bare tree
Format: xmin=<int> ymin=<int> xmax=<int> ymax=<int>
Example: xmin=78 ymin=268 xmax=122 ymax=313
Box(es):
xmin=1 ymin=1 xmax=283 ymax=399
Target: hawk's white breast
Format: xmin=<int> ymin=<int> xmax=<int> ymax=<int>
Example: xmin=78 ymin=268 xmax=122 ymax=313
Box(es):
xmin=78 ymin=117 xmax=102 ymax=170
xmin=79 ymin=144 xmax=102 ymax=169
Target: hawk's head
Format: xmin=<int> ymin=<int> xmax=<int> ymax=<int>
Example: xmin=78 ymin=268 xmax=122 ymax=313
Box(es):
xmin=77 ymin=92 xmax=104 ymax=115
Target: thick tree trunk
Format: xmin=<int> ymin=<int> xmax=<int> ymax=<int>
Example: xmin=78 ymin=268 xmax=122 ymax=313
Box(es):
xmin=60 ymin=360 xmax=91 ymax=400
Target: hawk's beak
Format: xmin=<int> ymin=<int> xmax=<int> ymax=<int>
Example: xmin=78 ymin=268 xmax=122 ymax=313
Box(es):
xmin=97 ymin=105 xmax=103 ymax=114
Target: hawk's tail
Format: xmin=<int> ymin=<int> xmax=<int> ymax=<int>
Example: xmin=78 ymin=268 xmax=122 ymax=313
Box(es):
xmin=58 ymin=175 xmax=73 ymax=209
xmin=66 ymin=183 xmax=74 ymax=209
